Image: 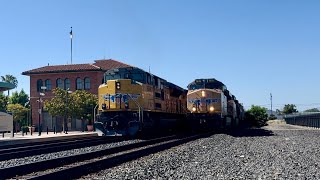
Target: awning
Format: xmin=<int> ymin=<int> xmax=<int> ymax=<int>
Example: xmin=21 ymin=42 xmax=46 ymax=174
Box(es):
xmin=0 ymin=82 xmax=15 ymax=92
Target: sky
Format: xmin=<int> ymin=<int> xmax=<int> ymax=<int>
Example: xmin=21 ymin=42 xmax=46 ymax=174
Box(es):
xmin=0 ymin=0 xmax=320 ymax=111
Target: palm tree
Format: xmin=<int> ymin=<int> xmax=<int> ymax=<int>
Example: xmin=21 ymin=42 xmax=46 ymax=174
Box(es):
xmin=1 ymin=74 xmax=18 ymax=96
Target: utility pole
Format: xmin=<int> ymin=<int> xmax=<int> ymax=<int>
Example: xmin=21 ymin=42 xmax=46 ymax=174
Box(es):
xmin=270 ymin=93 xmax=273 ymax=115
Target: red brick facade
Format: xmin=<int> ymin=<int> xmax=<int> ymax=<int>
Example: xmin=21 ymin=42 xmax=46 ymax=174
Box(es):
xmin=22 ymin=59 xmax=132 ymax=131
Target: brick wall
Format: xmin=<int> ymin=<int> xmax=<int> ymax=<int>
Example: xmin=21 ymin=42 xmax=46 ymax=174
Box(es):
xmin=29 ymin=71 xmax=105 ymax=129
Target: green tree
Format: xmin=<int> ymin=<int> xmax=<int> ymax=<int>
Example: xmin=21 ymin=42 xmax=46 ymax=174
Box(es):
xmin=304 ymin=108 xmax=320 ymax=112
xmin=7 ymin=103 xmax=28 ymax=128
xmin=1 ymin=74 xmax=18 ymax=96
xmin=9 ymin=89 xmax=29 ymax=107
xmin=70 ymin=90 xmax=98 ymax=124
xmin=245 ymin=105 xmax=268 ymax=126
xmin=282 ymin=104 xmax=298 ymax=114
xmin=0 ymin=92 xmax=8 ymax=111
xmin=44 ymin=88 xmax=98 ymax=124
xmin=44 ymin=88 xmax=68 ymax=118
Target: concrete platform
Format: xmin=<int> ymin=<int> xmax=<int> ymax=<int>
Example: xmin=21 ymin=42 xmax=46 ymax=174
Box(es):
xmin=0 ymin=131 xmax=98 ymax=146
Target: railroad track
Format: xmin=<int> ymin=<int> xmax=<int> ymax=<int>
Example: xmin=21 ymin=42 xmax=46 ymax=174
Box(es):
xmin=0 ymin=132 xmax=212 ymax=179
xmin=0 ymin=136 xmax=125 ymax=161
xmin=0 ymin=135 xmax=99 ymax=150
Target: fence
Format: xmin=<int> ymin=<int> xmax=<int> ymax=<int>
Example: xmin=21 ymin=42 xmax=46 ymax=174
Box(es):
xmin=284 ymin=112 xmax=320 ymax=128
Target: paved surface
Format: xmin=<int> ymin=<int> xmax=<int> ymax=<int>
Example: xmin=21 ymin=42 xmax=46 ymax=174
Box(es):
xmin=0 ymin=131 xmax=98 ymax=146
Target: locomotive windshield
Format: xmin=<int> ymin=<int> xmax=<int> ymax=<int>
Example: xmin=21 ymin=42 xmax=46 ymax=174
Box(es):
xmin=104 ymin=67 xmax=146 ymax=83
xmin=187 ymin=78 xmax=227 ymax=90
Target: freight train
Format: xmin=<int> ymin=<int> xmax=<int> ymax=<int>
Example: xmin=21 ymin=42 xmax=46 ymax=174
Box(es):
xmin=94 ymin=67 xmax=187 ymax=136
xmin=94 ymin=67 xmax=244 ymax=136
xmin=186 ymin=78 xmax=244 ymax=131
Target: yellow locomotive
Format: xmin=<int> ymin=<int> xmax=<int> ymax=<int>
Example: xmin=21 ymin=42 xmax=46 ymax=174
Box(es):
xmin=95 ymin=67 xmax=187 ymax=136
xmin=187 ymin=78 xmax=244 ymax=130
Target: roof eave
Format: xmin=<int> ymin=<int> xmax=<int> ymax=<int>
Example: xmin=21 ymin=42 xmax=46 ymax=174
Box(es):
xmin=22 ymin=69 xmax=103 ymax=76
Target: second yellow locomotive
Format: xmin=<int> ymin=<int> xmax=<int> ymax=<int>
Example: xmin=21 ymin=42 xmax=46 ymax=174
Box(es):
xmin=187 ymin=78 xmax=244 ymax=131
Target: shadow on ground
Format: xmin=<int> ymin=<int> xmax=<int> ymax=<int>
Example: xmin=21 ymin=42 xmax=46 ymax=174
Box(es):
xmin=226 ymin=127 xmax=275 ymax=137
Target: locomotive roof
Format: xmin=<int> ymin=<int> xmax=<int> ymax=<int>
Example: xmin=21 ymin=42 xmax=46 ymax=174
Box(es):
xmin=105 ymin=67 xmax=186 ymax=91
xmin=187 ymin=78 xmax=226 ymax=90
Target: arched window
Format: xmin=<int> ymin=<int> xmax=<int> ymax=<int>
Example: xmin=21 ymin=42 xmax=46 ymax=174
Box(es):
xmin=56 ymin=78 xmax=63 ymax=89
xmin=84 ymin=77 xmax=90 ymax=90
xmin=45 ymin=79 xmax=52 ymax=91
xmin=37 ymin=79 xmax=43 ymax=92
xmin=76 ymin=78 xmax=83 ymax=90
xmin=64 ymin=78 xmax=71 ymax=90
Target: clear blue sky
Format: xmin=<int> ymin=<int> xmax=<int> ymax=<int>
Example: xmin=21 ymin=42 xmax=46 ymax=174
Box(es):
xmin=1 ymin=0 xmax=320 ymax=111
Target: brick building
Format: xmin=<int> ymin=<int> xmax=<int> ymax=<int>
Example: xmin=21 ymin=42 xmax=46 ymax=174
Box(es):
xmin=22 ymin=59 xmax=131 ymax=131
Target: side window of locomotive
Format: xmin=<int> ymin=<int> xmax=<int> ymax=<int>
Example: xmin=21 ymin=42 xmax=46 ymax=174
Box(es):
xmin=125 ymin=73 xmax=130 ymax=79
xmin=160 ymin=80 xmax=164 ymax=89
xmin=146 ymin=74 xmax=151 ymax=84
xmin=154 ymin=77 xmax=160 ymax=88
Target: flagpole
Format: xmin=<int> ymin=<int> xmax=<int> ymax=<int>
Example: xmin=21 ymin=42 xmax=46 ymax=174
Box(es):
xmin=70 ymin=27 xmax=73 ymax=64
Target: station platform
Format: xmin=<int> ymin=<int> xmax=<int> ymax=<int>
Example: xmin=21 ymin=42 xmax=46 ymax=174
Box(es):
xmin=0 ymin=131 xmax=98 ymax=146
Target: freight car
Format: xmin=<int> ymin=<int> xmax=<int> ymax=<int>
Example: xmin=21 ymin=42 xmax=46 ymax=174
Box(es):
xmin=186 ymin=78 xmax=243 ymax=131
xmin=94 ymin=67 xmax=187 ymax=136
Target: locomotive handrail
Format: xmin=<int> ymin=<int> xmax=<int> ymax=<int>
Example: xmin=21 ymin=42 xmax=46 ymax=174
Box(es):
xmin=126 ymin=93 xmax=144 ymax=126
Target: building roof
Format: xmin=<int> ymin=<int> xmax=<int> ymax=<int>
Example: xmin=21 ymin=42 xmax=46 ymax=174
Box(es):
xmin=0 ymin=82 xmax=15 ymax=92
xmin=22 ymin=59 xmax=133 ymax=75
xmin=93 ymin=59 xmax=132 ymax=70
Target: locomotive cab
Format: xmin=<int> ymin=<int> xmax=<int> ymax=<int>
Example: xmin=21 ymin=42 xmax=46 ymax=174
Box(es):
xmin=95 ymin=67 xmax=187 ymax=136
xmin=186 ymin=78 xmax=228 ymax=131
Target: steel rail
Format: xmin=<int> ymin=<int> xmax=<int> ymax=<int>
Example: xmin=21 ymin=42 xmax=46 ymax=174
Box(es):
xmin=0 ymin=132 xmax=211 ymax=179
xmin=0 ymin=135 xmax=100 ymax=150
xmin=0 ymin=136 xmax=124 ymax=161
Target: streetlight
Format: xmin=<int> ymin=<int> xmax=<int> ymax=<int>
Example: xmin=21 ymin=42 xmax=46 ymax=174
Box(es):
xmin=64 ymin=88 xmax=72 ymax=134
xmin=37 ymin=86 xmax=46 ymax=136
xmin=24 ymin=101 xmax=29 ymax=135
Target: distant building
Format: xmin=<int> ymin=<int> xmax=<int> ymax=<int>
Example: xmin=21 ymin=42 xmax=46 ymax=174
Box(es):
xmin=22 ymin=59 xmax=132 ymax=131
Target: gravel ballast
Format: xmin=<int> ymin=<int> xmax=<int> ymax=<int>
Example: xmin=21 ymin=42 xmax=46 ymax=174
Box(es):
xmin=82 ymin=124 xmax=320 ymax=179
xmin=0 ymin=139 xmax=143 ymax=169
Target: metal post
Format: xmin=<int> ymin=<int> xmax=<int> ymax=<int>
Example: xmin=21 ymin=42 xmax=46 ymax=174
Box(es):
xmin=54 ymin=126 xmax=56 ymax=134
xmin=38 ymin=96 xmax=41 ymax=136
xmin=47 ymin=126 xmax=49 ymax=134
xmin=65 ymin=91 xmax=68 ymax=134
xmin=30 ymin=106 xmax=32 ymax=136
xmin=64 ymin=89 xmax=71 ymax=134
xmin=38 ymin=86 xmax=46 ymax=136
xmin=11 ymin=112 xmax=14 ymax=138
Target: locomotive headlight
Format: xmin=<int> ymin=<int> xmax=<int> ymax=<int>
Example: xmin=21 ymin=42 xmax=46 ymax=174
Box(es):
xmin=116 ymin=82 xmax=121 ymax=90
xmin=192 ymin=107 xmax=196 ymax=112
xmin=201 ymin=90 xmax=206 ymax=97
xmin=209 ymin=106 xmax=214 ymax=112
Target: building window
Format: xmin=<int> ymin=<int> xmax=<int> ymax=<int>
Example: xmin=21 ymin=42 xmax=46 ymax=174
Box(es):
xmin=84 ymin=77 xmax=90 ymax=90
xmin=76 ymin=78 xmax=83 ymax=90
xmin=45 ymin=79 xmax=52 ymax=91
xmin=56 ymin=78 xmax=63 ymax=89
xmin=37 ymin=79 xmax=43 ymax=92
xmin=64 ymin=78 xmax=71 ymax=90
